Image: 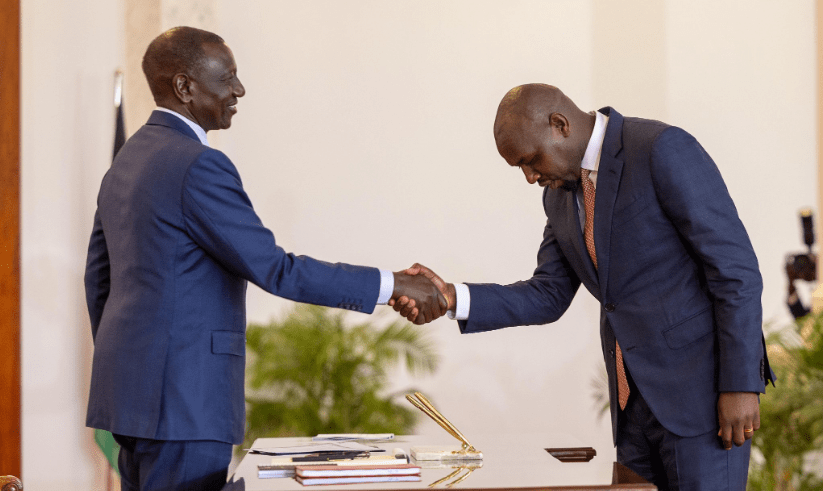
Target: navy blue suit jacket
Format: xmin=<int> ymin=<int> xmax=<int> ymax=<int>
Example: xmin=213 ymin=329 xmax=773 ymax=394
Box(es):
xmin=459 ymin=108 xmax=773 ymax=442
xmin=85 ymin=110 xmax=381 ymax=444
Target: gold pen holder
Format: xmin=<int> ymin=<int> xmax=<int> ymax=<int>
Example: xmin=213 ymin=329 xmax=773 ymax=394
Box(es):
xmin=405 ymin=392 xmax=483 ymax=462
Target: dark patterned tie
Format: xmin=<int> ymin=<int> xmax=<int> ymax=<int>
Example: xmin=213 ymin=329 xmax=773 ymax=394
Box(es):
xmin=581 ymin=169 xmax=630 ymax=411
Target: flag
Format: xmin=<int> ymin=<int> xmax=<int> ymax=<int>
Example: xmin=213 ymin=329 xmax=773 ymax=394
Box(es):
xmin=95 ymin=428 xmax=120 ymax=473
xmin=95 ymin=69 xmax=126 ymax=477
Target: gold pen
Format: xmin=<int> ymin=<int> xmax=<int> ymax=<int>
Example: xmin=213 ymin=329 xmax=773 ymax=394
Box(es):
xmin=405 ymin=392 xmax=480 ymax=455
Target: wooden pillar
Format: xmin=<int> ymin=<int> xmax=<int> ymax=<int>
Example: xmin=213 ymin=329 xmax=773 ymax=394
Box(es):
xmin=0 ymin=0 xmax=21 ymax=478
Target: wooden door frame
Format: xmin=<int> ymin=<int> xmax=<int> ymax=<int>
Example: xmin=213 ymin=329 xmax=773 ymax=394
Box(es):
xmin=0 ymin=0 xmax=20 ymax=478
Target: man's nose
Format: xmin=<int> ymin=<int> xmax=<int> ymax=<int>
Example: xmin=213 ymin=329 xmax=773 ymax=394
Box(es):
xmin=522 ymin=166 xmax=538 ymax=185
xmin=234 ymin=78 xmax=246 ymax=98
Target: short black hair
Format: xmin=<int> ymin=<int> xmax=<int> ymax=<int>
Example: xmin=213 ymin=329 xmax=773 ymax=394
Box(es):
xmin=142 ymin=26 xmax=225 ymax=103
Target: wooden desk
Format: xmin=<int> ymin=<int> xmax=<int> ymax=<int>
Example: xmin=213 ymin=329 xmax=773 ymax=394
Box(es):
xmin=226 ymin=433 xmax=655 ymax=490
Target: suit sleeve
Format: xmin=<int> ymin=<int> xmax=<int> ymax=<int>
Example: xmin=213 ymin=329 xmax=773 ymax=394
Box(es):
xmin=650 ymin=127 xmax=769 ymax=392
xmin=459 ymin=204 xmax=581 ymax=333
xmin=84 ymin=209 xmax=110 ymax=341
xmin=181 ymin=149 xmax=381 ymax=313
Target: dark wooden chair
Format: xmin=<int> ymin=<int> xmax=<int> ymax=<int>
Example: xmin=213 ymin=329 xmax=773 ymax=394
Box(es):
xmin=0 ymin=476 xmax=22 ymax=491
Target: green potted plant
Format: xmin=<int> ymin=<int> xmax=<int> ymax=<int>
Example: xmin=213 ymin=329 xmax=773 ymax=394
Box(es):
xmin=242 ymin=305 xmax=439 ymax=450
xmin=748 ymin=314 xmax=823 ymax=490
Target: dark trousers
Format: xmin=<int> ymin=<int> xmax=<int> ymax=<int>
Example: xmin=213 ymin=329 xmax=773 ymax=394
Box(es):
xmin=113 ymin=434 xmax=232 ymax=491
xmin=615 ymin=373 xmax=750 ymax=491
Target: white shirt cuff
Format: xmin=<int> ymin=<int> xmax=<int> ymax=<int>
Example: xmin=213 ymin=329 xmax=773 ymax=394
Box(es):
xmin=447 ymin=283 xmax=470 ymax=320
xmin=376 ymin=269 xmax=394 ymax=305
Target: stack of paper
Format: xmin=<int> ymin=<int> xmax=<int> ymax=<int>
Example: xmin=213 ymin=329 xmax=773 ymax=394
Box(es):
xmin=256 ymin=466 xmax=294 ymax=479
xmin=294 ymin=464 xmax=421 ymax=486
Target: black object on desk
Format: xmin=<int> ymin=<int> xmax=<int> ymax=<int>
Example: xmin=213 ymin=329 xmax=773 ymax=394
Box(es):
xmin=546 ymin=447 xmax=597 ymax=462
xmin=291 ymin=451 xmax=369 ymax=462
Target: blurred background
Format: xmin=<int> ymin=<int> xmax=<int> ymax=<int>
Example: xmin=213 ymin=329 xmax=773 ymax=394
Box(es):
xmin=12 ymin=0 xmax=820 ymax=488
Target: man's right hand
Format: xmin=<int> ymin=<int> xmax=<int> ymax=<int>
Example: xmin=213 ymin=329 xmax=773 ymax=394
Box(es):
xmin=391 ymin=264 xmax=455 ymax=324
xmin=391 ymin=272 xmax=447 ymax=325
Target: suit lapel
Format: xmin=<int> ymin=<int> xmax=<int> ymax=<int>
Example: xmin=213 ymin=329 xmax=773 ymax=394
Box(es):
xmin=593 ymin=108 xmax=625 ymax=302
xmin=546 ymin=187 xmax=600 ymax=299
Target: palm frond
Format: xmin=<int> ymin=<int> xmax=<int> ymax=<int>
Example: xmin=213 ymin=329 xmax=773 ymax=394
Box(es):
xmin=748 ymin=312 xmax=823 ymax=490
xmin=242 ymin=305 xmax=439 ymax=451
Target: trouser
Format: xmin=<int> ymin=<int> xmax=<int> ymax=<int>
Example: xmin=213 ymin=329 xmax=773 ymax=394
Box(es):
xmin=113 ymin=434 xmax=233 ymax=491
xmin=615 ymin=372 xmax=751 ymax=491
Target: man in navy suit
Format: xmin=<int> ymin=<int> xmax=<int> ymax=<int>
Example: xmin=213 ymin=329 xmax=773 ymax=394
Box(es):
xmin=84 ymin=27 xmax=445 ymax=491
xmin=397 ymin=84 xmax=774 ymax=490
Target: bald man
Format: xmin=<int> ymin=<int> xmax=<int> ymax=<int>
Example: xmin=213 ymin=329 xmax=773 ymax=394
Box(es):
xmin=85 ymin=27 xmax=445 ymax=490
xmin=398 ymin=84 xmax=774 ymax=490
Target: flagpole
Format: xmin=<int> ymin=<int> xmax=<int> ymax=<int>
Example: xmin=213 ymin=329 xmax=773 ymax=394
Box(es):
xmin=114 ymin=69 xmax=123 ymax=109
xmin=112 ymin=69 xmax=126 ymax=162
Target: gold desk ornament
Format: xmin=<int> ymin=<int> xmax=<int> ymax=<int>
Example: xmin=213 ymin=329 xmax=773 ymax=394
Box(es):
xmin=418 ymin=460 xmax=483 ymax=488
xmin=405 ymin=392 xmax=483 ymax=462
xmin=427 ymin=463 xmax=482 ymax=488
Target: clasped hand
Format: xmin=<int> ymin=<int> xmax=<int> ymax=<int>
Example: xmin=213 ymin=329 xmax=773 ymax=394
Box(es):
xmin=390 ymin=264 xmax=454 ymax=324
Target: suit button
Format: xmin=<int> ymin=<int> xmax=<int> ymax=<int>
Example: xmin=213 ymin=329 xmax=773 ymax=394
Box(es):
xmin=604 ymin=303 xmax=615 ymax=312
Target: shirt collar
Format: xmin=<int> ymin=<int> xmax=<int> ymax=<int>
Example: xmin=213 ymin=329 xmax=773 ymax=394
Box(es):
xmin=155 ymin=107 xmax=210 ymax=147
xmin=581 ymin=110 xmax=608 ymax=173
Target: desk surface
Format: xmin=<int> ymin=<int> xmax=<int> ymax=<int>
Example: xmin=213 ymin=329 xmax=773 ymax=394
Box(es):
xmin=227 ymin=433 xmax=655 ymax=490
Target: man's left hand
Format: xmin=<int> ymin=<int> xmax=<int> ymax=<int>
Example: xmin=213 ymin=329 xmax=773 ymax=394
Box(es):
xmin=717 ymin=392 xmax=760 ymax=450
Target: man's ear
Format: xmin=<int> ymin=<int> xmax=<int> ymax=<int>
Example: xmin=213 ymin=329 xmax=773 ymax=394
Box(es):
xmin=548 ymin=113 xmax=571 ymax=138
xmin=172 ymin=73 xmax=194 ymax=103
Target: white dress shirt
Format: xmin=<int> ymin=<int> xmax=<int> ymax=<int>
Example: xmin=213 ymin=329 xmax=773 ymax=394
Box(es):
xmin=156 ymin=107 xmax=210 ymax=146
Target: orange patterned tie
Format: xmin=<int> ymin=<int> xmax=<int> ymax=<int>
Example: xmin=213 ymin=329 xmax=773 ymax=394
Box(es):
xmin=581 ymin=169 xmax=630 ymax=410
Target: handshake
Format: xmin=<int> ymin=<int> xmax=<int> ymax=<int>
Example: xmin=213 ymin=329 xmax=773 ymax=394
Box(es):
xmin=389 ymin=263 xmax=454 ymax=325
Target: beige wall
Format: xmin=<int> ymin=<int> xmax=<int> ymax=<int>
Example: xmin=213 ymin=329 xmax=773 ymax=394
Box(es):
xmin=21 ymin=1 xmax=817 ymax=489
xmin=21 ymin=0 xmax=125 ymax=488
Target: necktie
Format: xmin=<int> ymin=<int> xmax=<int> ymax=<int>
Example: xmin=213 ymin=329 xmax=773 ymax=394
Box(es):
xmin=581 ymin=169 xmax=630 ymax=411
